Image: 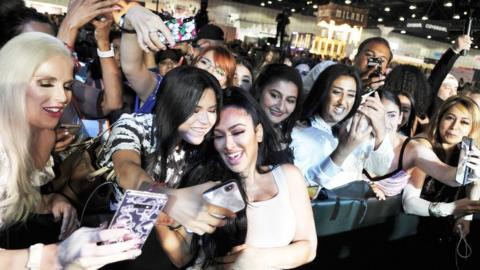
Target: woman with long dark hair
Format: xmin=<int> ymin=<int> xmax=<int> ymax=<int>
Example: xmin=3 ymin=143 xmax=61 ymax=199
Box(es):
xmin=99 ymin=66 xmax=236 ymax=267
xmin=179 ymin=88 xmax=316 ymax=269
xmin=250 ymin=63 xmax=303 ymax=161
xmin=291 ymin=64 xmax=393 ymax=189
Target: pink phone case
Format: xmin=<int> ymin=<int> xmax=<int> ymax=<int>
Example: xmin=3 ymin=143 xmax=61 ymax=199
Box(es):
xmin=108 ymin=190 xmax=168 ymax=248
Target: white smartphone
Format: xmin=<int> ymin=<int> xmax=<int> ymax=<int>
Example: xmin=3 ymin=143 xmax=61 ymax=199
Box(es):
xmin=202 ymin=180 xmax=246 ymax=213
xmin=108 ymin=189 xmax=168 ymax=248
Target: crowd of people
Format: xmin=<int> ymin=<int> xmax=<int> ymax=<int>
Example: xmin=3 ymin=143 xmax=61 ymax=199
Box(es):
xmin=1 ymin=0 xmax=480 ymax=269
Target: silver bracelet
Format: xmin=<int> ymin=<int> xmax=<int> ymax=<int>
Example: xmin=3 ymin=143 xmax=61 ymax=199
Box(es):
xmin=428 ymin=202 xmax=443 ymax=217
xmin=97 ymin=46 xmax=115 ymax=58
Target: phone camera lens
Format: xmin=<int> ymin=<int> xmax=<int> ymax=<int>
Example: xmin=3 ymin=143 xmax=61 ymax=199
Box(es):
xmin=225 ymin=184 xmax=234 ymax=192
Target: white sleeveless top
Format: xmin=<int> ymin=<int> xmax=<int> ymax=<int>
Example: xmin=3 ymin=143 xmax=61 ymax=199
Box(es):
xmin=245 ymin=166 xmax=296 ymax=248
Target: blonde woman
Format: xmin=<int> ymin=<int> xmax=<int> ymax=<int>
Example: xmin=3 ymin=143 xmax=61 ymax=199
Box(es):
xmin=0 ymin=32 xmax=141 ymax=269
xmin=402 ymin=96 xmax=480 ymax=269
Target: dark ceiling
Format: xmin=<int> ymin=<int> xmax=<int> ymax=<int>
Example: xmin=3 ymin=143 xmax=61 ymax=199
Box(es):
xmin=227 ymin=0 xmax=480 ymax=46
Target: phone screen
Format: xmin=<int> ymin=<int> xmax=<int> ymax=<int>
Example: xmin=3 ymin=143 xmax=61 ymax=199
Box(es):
xmin=157 ymin=16 xmax=197 ymax=44
xmin=108 ymin=190 xmax=168 ymax=248
xmin=202 ymin=180 xmax=246 ymax=213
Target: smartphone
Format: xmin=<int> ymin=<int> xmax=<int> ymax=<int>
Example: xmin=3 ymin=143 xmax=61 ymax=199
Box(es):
xmin=362 ymin=87 xmax=377 ymax=98
xmin=367 ymin=57 xmax=383 ymax=78
xmin=60 ymin=123 xmax=81 ymax=135
xmin=157 ymin=16 xmax=197 ymax=45
xmin=455 ymin=136 xmax=473 ymax=185
xmin=202 ymin=180 xmax=246 ymax=213
xmin=108 ymin=189 xmax=168 ymax=248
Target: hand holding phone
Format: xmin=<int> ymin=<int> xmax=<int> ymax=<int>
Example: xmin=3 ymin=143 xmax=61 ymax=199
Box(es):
xmin=456 ymin=136 xmax=473 ymax=185
xmin=60 ymin=123 xmax=82 ymax=135
xmin=367 ymin=57 xmax=383 ymax=78
xmin=108 ymin=190 xmax=168 ymax=248
xmin=156 ymin=16 xmax=197 ymax=45
xmin=202 ymin=180 xmax=246 ymax=213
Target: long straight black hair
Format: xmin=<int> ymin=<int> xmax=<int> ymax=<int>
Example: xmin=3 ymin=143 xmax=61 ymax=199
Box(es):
xmin=180 ymin=87 xmax=287 ymax=267
xmin=250 ymin=63 xmax=304 ymax=145
xmin=301 ymin=64 xmax=362 ymax=129
xmin=147 ymin=66 xmax=223 ymax=182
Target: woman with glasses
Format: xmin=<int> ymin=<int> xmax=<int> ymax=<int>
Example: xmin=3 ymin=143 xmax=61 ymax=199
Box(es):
xmin=193 ymin=46 xmax=236 ymax=89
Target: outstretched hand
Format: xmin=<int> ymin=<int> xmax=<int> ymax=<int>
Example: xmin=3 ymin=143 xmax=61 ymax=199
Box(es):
xmin=58 ymin=227 xmax=141 ymax=270
xmin=164 ymin=182 xmax=236 ymax=235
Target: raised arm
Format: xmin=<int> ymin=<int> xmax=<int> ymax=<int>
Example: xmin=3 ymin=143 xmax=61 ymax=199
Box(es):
xmin=120 ymin=5 xmax=175 ymax=102
xmin=428 ymin=35 xmax=471 ymax=98
xmin=92 ymin=17 xmax=123 ymax=115
xmin=120 ymin=19 xmax=157 ymax=102
xmin=57 ymin=0 xmax=119 ymax=47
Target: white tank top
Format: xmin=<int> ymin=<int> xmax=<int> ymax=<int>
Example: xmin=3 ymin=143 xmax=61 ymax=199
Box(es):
xmin=245 ymin=166 xmax=296 ymax=248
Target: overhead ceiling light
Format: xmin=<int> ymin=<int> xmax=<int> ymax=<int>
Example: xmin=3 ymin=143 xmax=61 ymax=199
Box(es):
xmin=260 ymin=2 xmax=265 ymax=6
xmin=451 ymin=40 xmax=455 ymax=44
xmin=291 ymin=8 xmax=295 ymax=12
xmin=444 ymin=1 xmax=453 ymax=7
xmin=378 ymin=18 xmax=383 ymax=22
xmin=422 ymin=16 xmax=428 ymax=20
xmin=411 ymin=14 xmax=416 ymax=18
xmin=401 ymin=30 xmax=406 ymax=34
xmin=384 ymin=7 xmax=391 ymax=12
xmin=475 ymin=45 xmax=478 ymax=49
xmin=267 ymin=0 xmax=272 ymax=4
xmin=453 ymin=14 xmax=460 ymax=19
xmin=427 ymin=35 xmax=431 ymax=39
xmin=464 ymin=11 xmax=468 ymax=15
xmin=345 ymin=0 xmax=352 ymax=4
xmin=306 ymin=1 xmax=312 ymax=4
xmin=399 ymin=16 xmax=405 ymax=21
xmin=313 ymin=4 xmax=318 ymax=9
xmin=409 ymin=5 xmax=416 ymax=10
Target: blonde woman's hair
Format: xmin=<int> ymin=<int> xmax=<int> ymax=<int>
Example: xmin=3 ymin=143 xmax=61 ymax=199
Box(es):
xmin=427 ymin=95 xmax=480 ymax=148
xmin=0 ymin=32 xmax=71 ymax=227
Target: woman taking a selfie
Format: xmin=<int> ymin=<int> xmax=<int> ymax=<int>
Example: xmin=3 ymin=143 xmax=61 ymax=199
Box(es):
xmin=0 ymin=32 xmax=141 ymax=270
xmin=402 ymin=96 xmax=480 ymax=269
xmin=364 ymin=91 xmax=480 ymax=201
xmin=177 ymin=89 xmax=316 ymax=269
xmin=99 ymin=66 xmax=237 ymax=268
